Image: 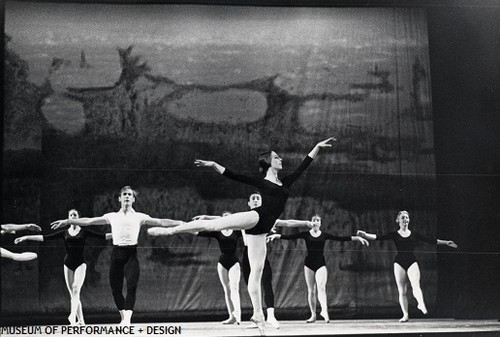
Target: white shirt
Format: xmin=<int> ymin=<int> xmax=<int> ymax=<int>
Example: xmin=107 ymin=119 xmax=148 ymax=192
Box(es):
xmin=103 ymin=210 xmax=151 ymax=246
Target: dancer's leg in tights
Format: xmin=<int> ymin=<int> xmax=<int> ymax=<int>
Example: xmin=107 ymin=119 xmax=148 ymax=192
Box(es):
xmin=394 ymin=263 xmax=409 ymax=322
xmin=64 ymin=264 xmax=87 ymax=325
xmin=304 ymin=266 xmax=318 ymax=322
xmin=407 ymin=263 xmax=428 ymax=315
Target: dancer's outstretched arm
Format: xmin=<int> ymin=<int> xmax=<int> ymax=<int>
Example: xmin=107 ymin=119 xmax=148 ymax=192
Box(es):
xmin=1 ymin=248 xmax=37 ymax=261
xmin=356 ymin=230 xmax=378 ymax=240
xmin=192 ymin=215 xmax=222 ymax=221
xmin=14 ymin=235 xmax=44 ymax=244
xmin=1 ymin=223 xmax=41 ymax=235
xmin=437 ymin=239 xmax=458 ymax=248
xmin=143 ymin=218 xmax=185 ymax=227
xmin=51 ymin=217 xmax=108 ymax=230
xmin=274 ymin=219 xmax=313 ymax=228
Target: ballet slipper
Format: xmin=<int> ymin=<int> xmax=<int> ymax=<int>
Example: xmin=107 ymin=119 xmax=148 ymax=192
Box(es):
xmin=222 ymin=316 xmax=237 ymax=325
xmin=306 ymin=315 xmax=317 ymax=323
xmin=399 ymin=316 xmax=409 ymax=323
xmin=320 ymin=311 xmax=330 ymax=323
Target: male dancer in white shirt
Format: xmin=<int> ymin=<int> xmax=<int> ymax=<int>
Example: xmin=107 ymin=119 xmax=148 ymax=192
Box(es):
xmin=52 ymin=186 xmax=184 ymax=324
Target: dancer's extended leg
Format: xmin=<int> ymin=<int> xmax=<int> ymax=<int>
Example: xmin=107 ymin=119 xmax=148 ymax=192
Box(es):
xmin=407 ymin=263 xmax=428 ymax=315
xmin=151 ymin=211 xmax=259 ymax=235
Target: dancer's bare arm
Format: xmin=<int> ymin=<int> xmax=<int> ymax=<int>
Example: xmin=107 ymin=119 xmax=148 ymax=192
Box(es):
xmin=51 ymin=217 xmax=108 ymax=230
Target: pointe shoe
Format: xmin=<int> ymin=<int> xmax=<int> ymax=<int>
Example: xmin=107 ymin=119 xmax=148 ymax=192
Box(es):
xmin=250 ymin=311 xmax=266 ymax=336
xmin=222 ymin=316 xmax=237 ymax=325
xmin=320 ymin=311 xmax=330 ymax=323
xmin=399 ymin=316 xmax=409 ymax=323
xmin=306 ymin=315 xmax=317 ymax=323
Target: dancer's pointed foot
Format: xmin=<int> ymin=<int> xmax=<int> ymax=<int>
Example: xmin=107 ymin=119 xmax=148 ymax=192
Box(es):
xmin=417 ymin=303 xmax=428 ymax=315
xmin=306 ymin=315 xmax=317 ymax=323
xmin=68 ymin=314 xmax=77 ymax=325
xmin=232 ymin=311 xmax=241 ymax=325
xmin=222 ymin=316 xmax=237 ymax=325
xmin=320 ymin=311 xmax=330 ymax=323
xmin=250 ymin=310 xmax=266 ymax=336
xmin=399 ymin=315 xmax=409 ymax=323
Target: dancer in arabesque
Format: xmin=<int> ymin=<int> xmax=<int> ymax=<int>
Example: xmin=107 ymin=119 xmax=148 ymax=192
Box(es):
xmin=148 ymin=137 xmax=334 ymax=333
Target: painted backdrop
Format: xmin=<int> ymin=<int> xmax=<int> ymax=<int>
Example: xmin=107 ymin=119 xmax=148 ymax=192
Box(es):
xmin=3 ymin=3 xmax=436 ymax=321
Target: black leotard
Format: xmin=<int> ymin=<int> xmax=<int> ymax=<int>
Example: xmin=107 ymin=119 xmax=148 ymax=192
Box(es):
xmin=198 ymin=230 xmax=242 ymax=270
xmin=44 ymin=228 xmax=106 ymax=271
xmin=376 ymin=231 xmax=435 ymax=271
xmin=222 ymin=155 xmax=313 ymax=235
xmin=281 ymin=231 xmax=351 ymax=272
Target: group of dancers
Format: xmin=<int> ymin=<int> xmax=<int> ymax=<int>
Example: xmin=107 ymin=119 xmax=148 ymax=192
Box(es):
xmin=3 ymin=137 xmax=458 ymax=334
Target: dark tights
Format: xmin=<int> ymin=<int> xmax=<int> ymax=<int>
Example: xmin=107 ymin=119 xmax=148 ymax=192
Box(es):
xmin=109 ymin=246 xmax=140 ymax=310
xmin=242 ymin=246 xmax=275 ymax=309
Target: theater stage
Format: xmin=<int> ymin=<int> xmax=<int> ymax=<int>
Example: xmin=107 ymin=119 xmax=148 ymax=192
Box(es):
xmin=1 ymin=319 xmax=499 ymax=337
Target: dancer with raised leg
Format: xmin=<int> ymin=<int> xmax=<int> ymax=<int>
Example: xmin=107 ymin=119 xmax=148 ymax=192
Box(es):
xmin=357 ymin=210 xmax=457 ymax=322
xmin=51 ymin=186 xmax=185 ymax=325
xmin=148 ymin=137 xmax=334 ymax=334
xmin=16 ymin=209 xmax=112 ymax=325
xmin=268 ymin=214 xmax=368 ymax=323
xmin=1 ymin=223 xmax=41 ymax=261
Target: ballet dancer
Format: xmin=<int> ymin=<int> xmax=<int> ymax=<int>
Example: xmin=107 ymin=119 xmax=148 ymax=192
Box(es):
xmin=147 ymin=137 xmax=334 ymax=333
xmin=189 ymin=211 xmax=243 ymax=325
xmin=1 ymin=223 xmax=41 ymax=261
xmin=357 ymin=210 xmax=458 ymax=322
xmin=51 ymin=186 xmax=185 ymax=325
xmin=15 ymin=209 xmax=112 ymax=325
xmin=268 ymin=214 xmax=368 ymax=323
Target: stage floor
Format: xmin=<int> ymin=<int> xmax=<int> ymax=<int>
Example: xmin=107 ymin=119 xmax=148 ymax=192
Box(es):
xmin=1 ymin=319 xmax=499 ymax=336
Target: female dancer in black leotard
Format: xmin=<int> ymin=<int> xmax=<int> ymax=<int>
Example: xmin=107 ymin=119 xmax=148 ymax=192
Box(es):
xmin=16 ymin=209 xmax=111 ymax=325
xmin=357 ymin=210 xmax=457 ymax=322
xmin=148 ymin=137 xmax=334 ymax=332
xmin=1 ymin=223 xmax=41 ymax=261
xmin=190 ymin=211 xmax=243 ymax=325
xmin=268 ymin=214 xmax=368 ymax=323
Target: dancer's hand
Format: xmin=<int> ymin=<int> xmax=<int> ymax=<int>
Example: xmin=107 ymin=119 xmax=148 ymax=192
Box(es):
xmin=194 ymin=159 xmax=215 ymax=168
xmin=353 ymin=236 xmax=370 ymax=246
xmin=14 ymin=236 xmax=27 ymax=244
xmin=446 ymin=240 xmax=458 ymax=248
xmin=27 ymin=224 xmax=42 ymax=232
xmin=305 ymin=221 xmax=315 ymax=229
xmin=266 ymin=234 xmax=281 ymax=242
xmin=316 ymin=137 xmax=336 ymax=148
xmin=51 ymin=219 xmax=69 ymax=230
xmin=356 ymin=230 xmax=367 ymax=237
